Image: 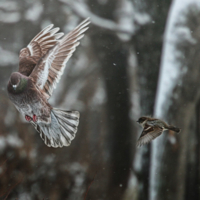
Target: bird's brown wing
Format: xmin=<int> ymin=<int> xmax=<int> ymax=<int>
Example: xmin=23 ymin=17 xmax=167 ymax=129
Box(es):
xmin=19 ymin=24 xmax=64 ymax=76
xmin=136 ymin=125 xmax=163 ymax=147
xmin=30 ymin=18 xmax=90 ymax=99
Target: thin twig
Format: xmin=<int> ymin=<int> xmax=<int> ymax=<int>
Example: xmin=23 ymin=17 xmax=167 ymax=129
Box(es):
xmin=0 ymin=159 xmax=9 ymax=180
xmin=3 ymin=177 xmax=23 ymax=200
xmin=84 ymin=171 xmax=97 ymax=200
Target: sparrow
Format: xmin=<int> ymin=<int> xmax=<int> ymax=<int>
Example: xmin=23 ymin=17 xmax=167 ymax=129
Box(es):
xmin=136 ymin=116 xmax=181 ymax=147
xmin=7 ymin=18 xmax=90 ymax=148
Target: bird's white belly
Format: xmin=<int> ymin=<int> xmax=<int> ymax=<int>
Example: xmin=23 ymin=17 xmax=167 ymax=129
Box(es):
xmin=16 ymin=102 xmax=43 ymax=118
xmin=16 ymin=104 xmax=33 ymax=116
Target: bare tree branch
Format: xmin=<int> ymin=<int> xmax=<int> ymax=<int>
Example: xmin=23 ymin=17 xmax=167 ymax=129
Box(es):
xmin=59 ymin=0 xmax=134 ymax=35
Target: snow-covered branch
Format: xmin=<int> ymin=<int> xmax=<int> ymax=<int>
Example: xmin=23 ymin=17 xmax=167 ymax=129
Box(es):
xmin=150 ymin=1 xmax=200 ymax=200
xmin=59 ymin=0 xmax=134 ymax=35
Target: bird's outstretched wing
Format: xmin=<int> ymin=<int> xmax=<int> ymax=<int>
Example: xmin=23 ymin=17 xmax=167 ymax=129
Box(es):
xmin=30 ymin=18 xmax=90 ymax=99
xmin=19 ymin=24 xmax=64 ymax=76
xmin=136 ymin=125 xmax=163 ymax=147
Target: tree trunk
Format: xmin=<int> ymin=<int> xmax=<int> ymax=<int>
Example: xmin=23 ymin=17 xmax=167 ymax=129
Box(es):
xmin=150 ymin=2 xmax=200 ymax=200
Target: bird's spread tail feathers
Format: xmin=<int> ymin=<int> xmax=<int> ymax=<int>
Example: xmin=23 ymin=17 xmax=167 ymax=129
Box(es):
xmin=167 ymin=125 xmax=180 ymax=133
xmin=31 ymin=108 xmax=80 ymax=148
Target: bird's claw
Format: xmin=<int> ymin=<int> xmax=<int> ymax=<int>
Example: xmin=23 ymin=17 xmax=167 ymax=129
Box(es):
xmin=33 ymin=114 xmax=37 ymax=122
xmin=25 ymin=115 xmax=32 ymax=122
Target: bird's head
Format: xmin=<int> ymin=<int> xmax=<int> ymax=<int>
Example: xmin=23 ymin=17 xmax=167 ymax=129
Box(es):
xmin=10 ymin=72 xmax=21 ymax=91
xmin=9 ymin=72 xmax=28 ymax=92
xmin=137 ymin=116 xmax=148 ymax=124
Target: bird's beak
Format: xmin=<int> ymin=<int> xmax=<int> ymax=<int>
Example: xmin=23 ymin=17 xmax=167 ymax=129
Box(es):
xmin=12 ymin=85 xmax=17 ymax=90
xmin=136 ymin=120 xmax=139 ymax=123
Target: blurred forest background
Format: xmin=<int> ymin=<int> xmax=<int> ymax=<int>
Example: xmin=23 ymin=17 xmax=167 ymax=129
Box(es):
xmin=0 ymin=0 xmax=199 ymax=199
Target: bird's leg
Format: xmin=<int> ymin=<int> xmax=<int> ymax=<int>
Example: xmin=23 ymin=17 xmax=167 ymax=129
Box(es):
xmin=25 ymin=115 xmax=32 ymax=122
xmin=33 ymin=114 xmax=37 ymax=122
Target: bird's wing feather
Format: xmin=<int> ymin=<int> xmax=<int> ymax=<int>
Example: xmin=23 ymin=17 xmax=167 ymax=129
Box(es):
xmin=137 ymin=125 xmax=163 ymax=147
xmin=19 ymin=24 xmax=64 ymax=75
xmin=30 ymin=109 xmax=80 ymax=148
xmin=30 ymin=18 xmax=90 ymax=99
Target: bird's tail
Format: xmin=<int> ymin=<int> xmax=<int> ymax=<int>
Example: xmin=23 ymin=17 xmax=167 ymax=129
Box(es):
xmin=31 ymin=108 xmax=80 ymax=148
xmin=167 ymin=125 xmax=181 ymax=133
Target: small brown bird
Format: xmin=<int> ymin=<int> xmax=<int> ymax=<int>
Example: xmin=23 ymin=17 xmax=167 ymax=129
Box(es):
xmin=136 ymin=116 xmax=180 ymax=147
xmin=7 ymin=18 xmax=90 ymax=148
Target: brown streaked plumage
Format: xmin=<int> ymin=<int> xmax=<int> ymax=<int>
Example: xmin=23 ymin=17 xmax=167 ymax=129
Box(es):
xmin=7 ymin=18 xmax=90 ymax=148
xmin=136 ymin=116 xmax=181 ymax=147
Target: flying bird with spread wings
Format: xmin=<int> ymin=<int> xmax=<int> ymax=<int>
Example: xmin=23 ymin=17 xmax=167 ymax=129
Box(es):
xmin=7 ymin=18 xmax=90 ymax=148
xmin=136 ymin=116 xmax=181 ymax=147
